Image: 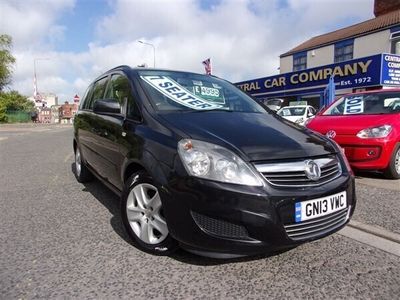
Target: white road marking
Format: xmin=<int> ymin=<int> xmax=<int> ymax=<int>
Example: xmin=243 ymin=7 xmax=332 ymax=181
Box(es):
xmin=0 ymin=137 xmax=8 ymax=141
xmin=64 ymin=152 xmax=74 ymax=163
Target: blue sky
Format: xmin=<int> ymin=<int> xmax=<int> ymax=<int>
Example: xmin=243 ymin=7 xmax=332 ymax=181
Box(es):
xmin=56 ymin=0 xmax=110 ymax=52
xmin=1 ymin=0 xmax=374 ymax=102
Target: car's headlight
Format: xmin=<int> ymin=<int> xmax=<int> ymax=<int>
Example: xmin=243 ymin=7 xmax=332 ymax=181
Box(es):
xmin=356 ymin=125 xmax=392 ymax=138
xmin=295 ymin=117 xmax=304 ymax=124
xmin=178 ymin=139 xmax=262 ymax=186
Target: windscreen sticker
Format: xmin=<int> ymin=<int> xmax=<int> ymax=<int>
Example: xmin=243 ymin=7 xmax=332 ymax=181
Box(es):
xmin=344 ymin=96 xmax=364 ymax=114
xmin=212 ymin=83 xmax=222 ymax=89
xmin=141 ymin=75 xmax=222 ymax=110
xmin=384 ymin=97 xmax=400 ymax=107
xmin=192 ymin=80 xmax=203 ymax=86
xmin=192 ymin=85 xmax=225 ymax=104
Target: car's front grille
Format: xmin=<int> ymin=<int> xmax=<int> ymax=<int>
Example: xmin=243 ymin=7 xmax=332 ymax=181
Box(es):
xmin=255 ymin=156 xmax=342 ymax=187
xmin=284 ymin=207 xmax=350 ymax=241
xmin=191 ymin=211 xmax=251 ymax=240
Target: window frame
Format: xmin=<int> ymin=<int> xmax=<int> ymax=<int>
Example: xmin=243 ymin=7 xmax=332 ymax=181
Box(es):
xmin=293 ymin=52 xmax=307 ymax=72
xmin=390 ymin=31 xmax=400 ymax=54
xmin=334 ymin=39 xmax=354 ymax=63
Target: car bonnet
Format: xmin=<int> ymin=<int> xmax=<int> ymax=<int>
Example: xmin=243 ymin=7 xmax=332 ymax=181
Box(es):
xmin=159 ymin=111 xmax=336 ymax=162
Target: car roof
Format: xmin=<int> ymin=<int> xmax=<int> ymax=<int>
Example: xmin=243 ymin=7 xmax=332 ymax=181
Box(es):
xmin=89 ymin=65 xmax=225 ymax=86
xmin=102 ymin=65 xmax=219 ymax=78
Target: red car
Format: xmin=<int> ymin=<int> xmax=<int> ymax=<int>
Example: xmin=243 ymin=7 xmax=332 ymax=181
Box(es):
xmin=307 ymin=89 xmax=400 ymax=179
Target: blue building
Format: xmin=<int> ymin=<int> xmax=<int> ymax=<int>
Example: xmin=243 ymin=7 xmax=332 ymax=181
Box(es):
xmin=236 ymin=0 xmax=400 ymax=109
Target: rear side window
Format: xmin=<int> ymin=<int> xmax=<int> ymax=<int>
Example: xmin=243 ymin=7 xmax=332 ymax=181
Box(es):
xmin=84 ymin=77 xmax=108 ymax=110
xmin=80 ymin=85 xmax=92 ymax=110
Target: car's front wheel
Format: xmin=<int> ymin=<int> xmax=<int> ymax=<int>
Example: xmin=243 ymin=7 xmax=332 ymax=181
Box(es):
xmin=384 ymin=144 xmax=400 ymax=179
xmin=121 ymin=171 xmax=178 ymax=255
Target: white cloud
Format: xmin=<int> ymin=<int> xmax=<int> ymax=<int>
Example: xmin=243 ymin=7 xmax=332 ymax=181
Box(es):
xmin=3 ymin=0 xmax=375 ymax=102
xmin=0 ymin=0 xmax=75 ymax=50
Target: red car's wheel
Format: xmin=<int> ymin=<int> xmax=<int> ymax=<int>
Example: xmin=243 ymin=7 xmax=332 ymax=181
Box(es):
xmin=384 ymin=144 xmax=400 ymax=179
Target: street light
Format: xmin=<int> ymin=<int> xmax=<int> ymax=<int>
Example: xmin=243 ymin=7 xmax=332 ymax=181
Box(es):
xmin=33 ymin=57 xmax=49 ymax=98
xmin=138 ymin=40 xmax=156 ymax=68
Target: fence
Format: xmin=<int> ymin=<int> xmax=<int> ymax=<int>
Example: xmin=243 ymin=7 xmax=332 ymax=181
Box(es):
xmin=6 ymin=111 xmax=32 ymax=123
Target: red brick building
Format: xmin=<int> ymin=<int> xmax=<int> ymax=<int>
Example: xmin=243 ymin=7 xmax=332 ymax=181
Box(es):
xmin=59 ymin=101 xmax=78 ymax=124
xmin=38 ymin=107 xmax=51 ymax=123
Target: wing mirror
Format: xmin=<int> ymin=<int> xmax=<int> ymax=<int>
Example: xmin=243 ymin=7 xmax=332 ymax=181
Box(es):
xmin=93 ymin=98 xmax=121 ymax=114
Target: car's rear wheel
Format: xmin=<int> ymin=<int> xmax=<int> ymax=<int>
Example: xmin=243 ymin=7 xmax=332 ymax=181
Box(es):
xmin=121 ymin=171 xmax=178 ymax=255
xmin=384 ymin=144 xmax=400 ymax=179
xmin=74 ymin=146 xmax=93 ymax=183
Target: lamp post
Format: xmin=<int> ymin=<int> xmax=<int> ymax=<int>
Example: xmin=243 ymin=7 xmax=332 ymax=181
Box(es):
xmin=138 ymin=40 xmax=156 ymax=68
xmin=33 ymin=57 xmax=49 ymax=98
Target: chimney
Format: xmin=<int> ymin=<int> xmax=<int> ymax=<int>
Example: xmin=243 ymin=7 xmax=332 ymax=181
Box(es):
xmin=374 ymin=0 xmax=400 ymax=17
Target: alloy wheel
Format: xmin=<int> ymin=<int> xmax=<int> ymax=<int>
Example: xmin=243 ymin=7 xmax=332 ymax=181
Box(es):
xmin=395 ymin=147 xmax=400 ymax=175
xmin=126 ymin=183 xmax=168 ymax=244
xmin=75 ymin=149 xmax=82 ymax=177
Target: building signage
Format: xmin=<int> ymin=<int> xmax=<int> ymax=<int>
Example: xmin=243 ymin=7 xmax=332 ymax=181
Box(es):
xmin=236 ymin=54 xmax=400 ymax=98
xmin=381 ymin=54 xmax=400 ymax=86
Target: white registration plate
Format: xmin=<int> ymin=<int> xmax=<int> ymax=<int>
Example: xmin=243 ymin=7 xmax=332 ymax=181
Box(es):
xmin=295 ymin=191 xmax=347 ymax=222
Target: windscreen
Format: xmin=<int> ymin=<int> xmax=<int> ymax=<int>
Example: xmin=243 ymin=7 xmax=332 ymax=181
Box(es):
xmin=323 ymin=92 xmax=400 ymax=115
xmin=138 ymin=70 xmax=265 ymax=113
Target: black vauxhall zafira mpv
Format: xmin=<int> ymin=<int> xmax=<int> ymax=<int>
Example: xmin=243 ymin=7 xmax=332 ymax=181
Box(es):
xmin=73 ymin=65 xmax=356 ymax=258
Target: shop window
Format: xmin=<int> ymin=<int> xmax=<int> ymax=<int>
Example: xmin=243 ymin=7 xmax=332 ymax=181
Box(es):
xmin=293 ymin=52 xmax=307 ymax=71
xmin=334 ymin=39 xmax=353 ymax=63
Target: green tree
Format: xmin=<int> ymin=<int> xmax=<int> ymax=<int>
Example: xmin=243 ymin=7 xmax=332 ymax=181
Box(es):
xmin=0 ymin=34 xmax=16 ymax=91
xmin=0 ymin=101 xmax=7 ymax=122
xmin=0 ymin=90 xmax=34 ymax=111
xmin=0 ymin=91 xmax=35 ymax=123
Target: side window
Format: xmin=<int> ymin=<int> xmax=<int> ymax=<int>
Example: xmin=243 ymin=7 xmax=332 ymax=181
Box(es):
xmin=105 ymin=74 xmax=141 ymax=119
xmin=86 ymin=76 xmax=108 ymax=110
xmin=80 ymin=85 xmax=92 ymax=110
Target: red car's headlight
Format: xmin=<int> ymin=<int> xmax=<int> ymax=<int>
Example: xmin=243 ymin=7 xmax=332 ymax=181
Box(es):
xmin=356 ymin=125 xmax=392 ymax=139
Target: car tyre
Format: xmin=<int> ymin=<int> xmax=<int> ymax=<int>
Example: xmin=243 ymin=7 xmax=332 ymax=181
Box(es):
xmin=383 ymin=144 xmax=400 ymax=179
xmin=121 ymin=171 xmax=178 ymax=255
xmin=74 ymin=146 xmax=93 ymax=183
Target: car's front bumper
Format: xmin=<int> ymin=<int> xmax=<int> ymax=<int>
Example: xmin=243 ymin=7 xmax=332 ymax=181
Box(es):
xmin=333 ymin=135 xmax=396 ymax=170
xmin=160 ymin=172 xmax=356 ymax=257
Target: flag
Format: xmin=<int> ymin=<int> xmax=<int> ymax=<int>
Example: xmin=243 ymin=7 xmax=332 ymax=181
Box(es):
xmin=202 ymin=58 xmax=212 ymax=75
xmin=323 ymin=75 xmax=335 ymax=107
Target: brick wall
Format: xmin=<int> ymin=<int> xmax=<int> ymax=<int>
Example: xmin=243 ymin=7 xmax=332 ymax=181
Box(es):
xmin=374 ymin=0 xmax=400 ymax=17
